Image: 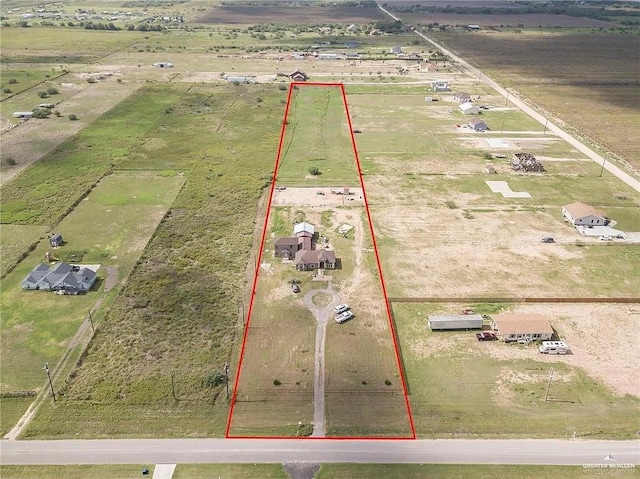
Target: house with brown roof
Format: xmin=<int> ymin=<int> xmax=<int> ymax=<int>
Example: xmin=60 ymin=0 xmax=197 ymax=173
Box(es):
xmin=274 ymin=222 xmax=337 ymax=270
xmin=454 ymin=92 xmax=471 ymax=103
xmin=295 ymin=248 xmax=336 ymax=271
xmin=490 ymin=314 xmax=554 ymax=343
xmin=290 ymin=70 xmax=308 ymax=82
xmin=562 ymin=202 xmax=606 ymax=226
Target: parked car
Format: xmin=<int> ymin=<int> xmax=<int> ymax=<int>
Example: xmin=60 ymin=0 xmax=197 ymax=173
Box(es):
xmin=541 ymin=236 xmax=555 ymax=243
xmin=599 ymin=235 xmax=613 ymax=241
xmin=334 ymin=304 xmax=349 ymax=314
xmin=291 ymin=284 xmax=300 ymax=293
xmin=335 ymin=310 xmax=354 ymax=324
xmin=476 ymin=332 xmax=498 ymax=341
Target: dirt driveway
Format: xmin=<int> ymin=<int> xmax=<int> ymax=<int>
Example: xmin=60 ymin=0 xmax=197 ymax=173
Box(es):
xmin=271 ymin=186 xmax=364 ymax=208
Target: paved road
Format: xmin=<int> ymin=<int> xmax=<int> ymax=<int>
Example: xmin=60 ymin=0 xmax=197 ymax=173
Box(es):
xmin=377 ymin=4 xmax=640 ymax=194
xmin=1 ymin=438 xmax=638 ymax=465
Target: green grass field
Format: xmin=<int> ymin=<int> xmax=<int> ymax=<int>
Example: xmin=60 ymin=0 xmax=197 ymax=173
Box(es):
xmin=277 ymin=86 xmax=358 ymax=186
xmin=0 ymin=225 xmax=49 ymax=277
xmin=23 ymin=83 xmax=284 ymax=438
xmin=0 ymin=172 xmax=182 ymax=397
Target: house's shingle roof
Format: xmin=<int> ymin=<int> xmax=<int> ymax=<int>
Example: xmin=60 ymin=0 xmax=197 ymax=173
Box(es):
xmin=563 ymin=202 xmax=605 ymax=220
xmin=491 ymin=314 xmax=553 ymax=336
xmin=275 ymin=237 xmax=299 ymax=246
xmin=294 ymin=249 xmax=336 ymax=265
xmin=21 ymin=262 xmax=97 ymax=291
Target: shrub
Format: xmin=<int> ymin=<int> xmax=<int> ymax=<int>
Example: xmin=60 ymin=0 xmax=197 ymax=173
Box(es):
xmin=1 ymin=156 xmax=17 ymax=166
xmin=273 ymin=379 xmax=281 ymax=386
xmin=278 ymin=84 xmax=287 ymax=91
xmin=68 ymin=114 xmax=78 ymax=121
xmin=87 ymin=77 xmax=97 ymax=83
xmin=8 ymin=79 xmax=17 ymax=84
xmin=37 ymin=91 xmax=48 ymax=98
xmin=2 ymin=88 xmax=11 ymax=93
xmin=385 ymin=379 xmax=392 ymax=386
xmin=308 ymin=166 xmax=320 ymax=176
xmin=53 ymin=110 xmax=61 ymax=117
xmin=32 ymin=108 xmax=50 ymax=119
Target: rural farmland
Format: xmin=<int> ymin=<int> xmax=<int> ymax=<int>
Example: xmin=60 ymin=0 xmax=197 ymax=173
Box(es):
xmin=0 ymin=0 xmax=638 ymax=472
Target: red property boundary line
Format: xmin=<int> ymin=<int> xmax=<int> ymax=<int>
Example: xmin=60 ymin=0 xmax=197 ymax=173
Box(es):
xmin=226 ymin=82 xmax=416 ymax=440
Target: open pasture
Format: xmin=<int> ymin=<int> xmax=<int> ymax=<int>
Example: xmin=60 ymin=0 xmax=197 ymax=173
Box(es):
xmin=277 ymin=86 xmax=358 ymax=187
xmin=0 ymin=172 xmax=183 ymax=395
xmin=23 ymin=84 xmax=284 ymax=439
xmin=0 ymin=28 xmax=143 ymax=64
xmin=196 ymin=5 xmax=386 ymax=25
xmin=400 ymin=12 xmax=614 ymax=28
xmin=393 ymin=302 xmax=640 ymax=438
xmin=430 ymin=31 xmax=640 ymax=171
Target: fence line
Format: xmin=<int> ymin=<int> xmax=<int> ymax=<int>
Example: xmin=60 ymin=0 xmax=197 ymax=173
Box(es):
xmin=387 ymin=297 xmax=640 ymax=304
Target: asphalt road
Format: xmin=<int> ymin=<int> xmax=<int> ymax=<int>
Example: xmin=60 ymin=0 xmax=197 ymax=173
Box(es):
xmin=1 ymin=438 xmax=639 ymax=465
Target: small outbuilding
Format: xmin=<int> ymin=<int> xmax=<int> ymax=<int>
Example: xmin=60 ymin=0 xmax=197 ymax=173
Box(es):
xmin=49 ymin=233 xmax=64 ymax=247
xmin=490 ymin=314 xmax=554 ymax=343
xmin=152 ymin=62 xmax=174 ymax=68
xmin=428 ymin=315 xmax=484 ymax=331
xmin=431 ymin=81 xmax=450 ymax=92
xmin=290 ymin=70 xmax=308 ymax=82
xmin=484 ymin=164 xmax=496 ymax=174
xmin=13 ymin=112 xmax=33 ymax=119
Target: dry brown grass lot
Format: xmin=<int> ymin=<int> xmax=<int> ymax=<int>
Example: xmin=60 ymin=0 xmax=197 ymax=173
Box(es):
xmin=430 ymin=31 xmax=640 ymax=174
xmin=230 ymin=194 xmax=412 ymax=437
xmin=196 ymin=6 xmax=386 ymax=24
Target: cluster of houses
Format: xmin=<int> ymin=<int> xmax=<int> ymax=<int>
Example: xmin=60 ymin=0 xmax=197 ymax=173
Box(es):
xmin=428 ymin=313 xmax=555 ymax=343
xmin=225 ymin=70 xmax=308 ymax=84
xmin=274 ymin=222 xmax=337 ymax=271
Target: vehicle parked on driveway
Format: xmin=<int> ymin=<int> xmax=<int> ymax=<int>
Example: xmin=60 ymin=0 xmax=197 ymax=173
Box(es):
xmin=291 ymin=284 xmax=300 ymax=293
xmin=335 ymin=310 xmax=354 ymax=324
xmin=599 ymin=235 xmax=613 ymax=241
xmin=539 ymin=341 xmax=569 ymax=355
xmin=541 ymin=236 xmax=555 ymax=243
xmin=334 ymin=304 xmax=349 ymax=314
xmin=476 ymin=332 xmax=498 ymax=341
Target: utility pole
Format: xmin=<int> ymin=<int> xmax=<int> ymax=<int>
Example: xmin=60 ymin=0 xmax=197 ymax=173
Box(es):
xmin=224 ymin=363 xmax=230 ymax=399
xmin=505 ymin=90 xmax=510 ymax=107
xmin=43 ymin=362 xmax=56 ymax=401
xmin=599 ymin=158 xmax=606 ymax=177
xmin=170 ymin=372 xmax=177 ymax=401
xmin=543 ymin=118 xmax=548 ymax=136
xmin=544 ymin=368 xmax=554 ymax=402
xmin=88 ymin=310 xmax=94 ymax=333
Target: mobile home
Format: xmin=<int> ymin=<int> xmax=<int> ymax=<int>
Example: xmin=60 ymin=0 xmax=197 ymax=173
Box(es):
xmin=428 ymin=314 xmax=483 ymax=331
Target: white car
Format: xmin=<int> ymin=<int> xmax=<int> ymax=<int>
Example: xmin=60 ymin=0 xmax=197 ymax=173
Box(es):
xmin=334 ymin=304 xmax=349 ymax=314
xmin=599 ymin=235 xmax=613 ymax=241
xmin=335 ymin=310 xmax=354 ymax=324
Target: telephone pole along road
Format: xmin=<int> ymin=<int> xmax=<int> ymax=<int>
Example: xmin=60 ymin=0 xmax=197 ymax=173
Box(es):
xmin=377 ymin=4 xmax=640 ymax=194
xmin=1 ymin=438 xmax=639 ymax=466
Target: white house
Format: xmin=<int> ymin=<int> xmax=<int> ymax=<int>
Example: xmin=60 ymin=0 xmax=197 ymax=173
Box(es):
xmin=562 ymin=202 xmax=606 ymax=226
xmin=431 ymin=81 xmax=450 ymax=92
xmin=459 ymin=101 xmax=479 ymax=115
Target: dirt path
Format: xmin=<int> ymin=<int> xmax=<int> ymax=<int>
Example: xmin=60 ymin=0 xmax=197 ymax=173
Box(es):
xmin=302 ymin=286 xmax=342 ymax=437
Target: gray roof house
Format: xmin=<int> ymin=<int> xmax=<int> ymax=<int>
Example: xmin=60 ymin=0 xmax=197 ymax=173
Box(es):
xmin=22 ymin=262 xmax=97 ymax=293
xmin=469 ymin=118 xmax=488 ymax=131
xmin=49 ymin=233 xmax=63 ymax=247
